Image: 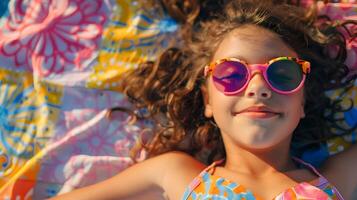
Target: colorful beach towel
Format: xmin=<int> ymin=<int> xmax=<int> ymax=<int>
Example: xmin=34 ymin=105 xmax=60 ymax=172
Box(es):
xmin=0 ymin=1 xmax=355 ymax=199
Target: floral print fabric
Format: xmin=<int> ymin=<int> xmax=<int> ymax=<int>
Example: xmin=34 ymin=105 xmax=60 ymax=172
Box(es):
xmin=0 ymin=0 xmax=178 ymax=199
xmin=182 ymin=160 xmax=342 ymax=200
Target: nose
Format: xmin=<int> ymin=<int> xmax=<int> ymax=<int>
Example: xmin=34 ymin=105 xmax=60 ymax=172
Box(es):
xmin=245 ymin=72 xmax=272 ymax=99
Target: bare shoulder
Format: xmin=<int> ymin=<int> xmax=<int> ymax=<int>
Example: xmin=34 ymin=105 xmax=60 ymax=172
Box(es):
xmin=154 ymin=151 xmax=206 ymax=180
xmin=155 ymin=151 xmax=206 ymax=199
xmin=320 ymin=144 xmax=357 ymax=199
xmin=154 ymin=151 xmax=206 ymax=169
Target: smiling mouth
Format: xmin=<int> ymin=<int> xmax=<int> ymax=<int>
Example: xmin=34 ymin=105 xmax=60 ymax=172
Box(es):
xmin=237 ymin=111 xmax=281 ymax=118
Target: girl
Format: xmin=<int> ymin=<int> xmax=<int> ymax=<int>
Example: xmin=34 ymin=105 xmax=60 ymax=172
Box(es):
xmin=51 ymin=0 xmax=357 ymax=199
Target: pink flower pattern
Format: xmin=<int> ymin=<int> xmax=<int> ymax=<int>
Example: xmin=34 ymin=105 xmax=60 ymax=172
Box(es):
xmin=318 ymin=3 xmax=357 ymax=74
xmin=0 ymin=0 xmax=107 ymax=76
xmin=279 ymin=182 xmax=332 ymax=200
xmin=300 ymin=1 xmax=356 ymax=74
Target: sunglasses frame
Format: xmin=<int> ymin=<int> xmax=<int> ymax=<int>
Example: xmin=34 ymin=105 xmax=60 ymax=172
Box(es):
xmin=204 ymin=56 xmax=311 ymax=95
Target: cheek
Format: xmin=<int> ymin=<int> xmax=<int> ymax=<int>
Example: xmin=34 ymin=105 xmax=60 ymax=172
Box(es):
xmin=208 ymin=86 xmax=236 ymax=123
xmin=208 ymin=78 xmax=242 ymax=107
xmin=210 ymin=94 xmax=234 ymax=116
xmin=282 ymin=92 xmax=305 ymax=122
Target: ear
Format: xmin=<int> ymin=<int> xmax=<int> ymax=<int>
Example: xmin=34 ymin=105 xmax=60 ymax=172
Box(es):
xmin=201 ymin=85 xmax=213 ymax=118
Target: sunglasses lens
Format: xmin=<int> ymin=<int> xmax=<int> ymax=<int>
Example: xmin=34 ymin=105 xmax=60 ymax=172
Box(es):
xmin=212 ymin=61 xmax=248 ymax=93
xmin=267 ymin=59 xmax=303 ymax=92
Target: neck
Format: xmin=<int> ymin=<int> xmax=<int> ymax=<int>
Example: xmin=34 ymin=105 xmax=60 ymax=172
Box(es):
xmin=223 ymin=137 xmax=296 ymax=177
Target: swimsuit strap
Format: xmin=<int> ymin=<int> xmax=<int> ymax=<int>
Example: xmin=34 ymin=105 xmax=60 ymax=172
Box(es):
xmin=183 ymin=159 xmax=224 ymax=199
xmin=292 ymin=157 xmax=325 ymax=177
xmin=205 ymin=159 xmax=225 ymax=174
xmin=292 ymin=157 xmax=345 ymax=200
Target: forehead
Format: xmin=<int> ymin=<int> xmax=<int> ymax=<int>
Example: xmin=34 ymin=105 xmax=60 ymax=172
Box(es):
xmin=212 ymin=25 xmax=298 ymax=63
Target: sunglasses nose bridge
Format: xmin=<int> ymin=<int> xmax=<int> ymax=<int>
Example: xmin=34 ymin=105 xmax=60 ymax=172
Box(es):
xmin=244 ymin=64 xmax=272 ymax=99
xmin=249 ymin=64 xmax=268 ymax=71
xmin=248 ymin=64 xmax=268 ymax=77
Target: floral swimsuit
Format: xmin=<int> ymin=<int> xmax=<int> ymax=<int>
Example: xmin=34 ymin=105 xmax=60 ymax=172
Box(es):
xmin=181 ymin=158 xmax=344 ymax=200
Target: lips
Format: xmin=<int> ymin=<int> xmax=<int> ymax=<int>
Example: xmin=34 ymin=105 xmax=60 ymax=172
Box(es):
xmin=235 ymin=105 xmax=281 ymax=118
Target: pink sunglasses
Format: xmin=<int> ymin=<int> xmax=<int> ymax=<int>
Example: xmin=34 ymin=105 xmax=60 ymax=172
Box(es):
xmin=204 ymin=56 xmax=311 ymax=95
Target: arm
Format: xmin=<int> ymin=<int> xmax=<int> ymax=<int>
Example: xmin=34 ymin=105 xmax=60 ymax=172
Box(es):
xmin=50 ymin=154 xmax=170 ymax=200
xmin=50 ymin=151 xmax=203 ymax=200
xmin=322 ymin=143 xmax=357 ymax=199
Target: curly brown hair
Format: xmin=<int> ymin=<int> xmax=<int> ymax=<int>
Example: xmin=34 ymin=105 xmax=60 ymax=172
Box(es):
xmin=113 ymin=0 xmax=356 ymax=164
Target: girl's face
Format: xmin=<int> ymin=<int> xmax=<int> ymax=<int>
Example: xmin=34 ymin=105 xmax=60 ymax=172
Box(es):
xmin=202 ymin=25 xmax=306 ymax=150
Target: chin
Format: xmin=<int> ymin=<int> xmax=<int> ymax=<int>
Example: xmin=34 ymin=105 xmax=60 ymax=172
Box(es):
xmin=239 ymin=138 xmax=286 ymax=151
